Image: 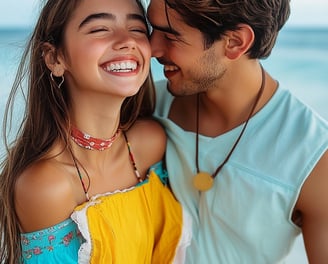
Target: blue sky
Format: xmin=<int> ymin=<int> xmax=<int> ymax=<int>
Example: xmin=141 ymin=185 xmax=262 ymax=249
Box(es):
xmin=0 ymin=0 xmax=328 ymax=28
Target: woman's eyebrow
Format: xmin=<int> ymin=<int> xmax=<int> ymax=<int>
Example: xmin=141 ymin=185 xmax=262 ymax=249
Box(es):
xmin=79 ymin=13 xmax=147 ymax=29
xmin=79 ymin=13 xmax=115 ymax=29
xmin=127 ymin=13 xmax=147 ymax=26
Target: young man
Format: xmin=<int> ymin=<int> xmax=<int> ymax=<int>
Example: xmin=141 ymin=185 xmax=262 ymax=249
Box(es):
xmin=148 ymin=0 xmax=328 ymax=263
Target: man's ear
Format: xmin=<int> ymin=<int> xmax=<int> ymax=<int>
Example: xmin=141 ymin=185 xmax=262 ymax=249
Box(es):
xmin=42 ymin=42 xmax=65 ymax=77
xmin=224 ymin=24 xmax=255 ymax=60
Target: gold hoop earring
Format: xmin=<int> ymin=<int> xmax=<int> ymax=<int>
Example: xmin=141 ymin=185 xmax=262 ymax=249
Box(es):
xmin=50 ymin=72 xmax=65 ymax=89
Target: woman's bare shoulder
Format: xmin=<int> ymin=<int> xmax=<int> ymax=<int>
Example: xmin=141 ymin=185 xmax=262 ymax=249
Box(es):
xmin=127 ymin=119 xmax=167 ymax=167
xmin=15 ymin=158 xmax=77 ymax=233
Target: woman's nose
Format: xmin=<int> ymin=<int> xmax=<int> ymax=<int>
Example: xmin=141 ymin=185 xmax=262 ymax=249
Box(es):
xmin=112 ymin=31 xmax=137 ymax=50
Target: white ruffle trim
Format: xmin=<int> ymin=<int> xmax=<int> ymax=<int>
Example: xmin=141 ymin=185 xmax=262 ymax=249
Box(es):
xmin=71 ymin=200 xmax=98 ymax=264
xmin=71 ymin=190 xmax=193 ymax=264
xmin=71 ymin=188 xmax=136 ymax=264
xmin=172 ymin=208 xmax=193 ymax=264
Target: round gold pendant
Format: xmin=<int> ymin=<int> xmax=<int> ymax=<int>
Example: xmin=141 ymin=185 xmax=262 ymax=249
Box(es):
xmin=193 ymin=172 xmax=214 ymax=192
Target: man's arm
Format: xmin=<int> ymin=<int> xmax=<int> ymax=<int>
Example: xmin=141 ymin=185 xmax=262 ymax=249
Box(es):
xmin=296 ymin=150 xmax=328 ymax=263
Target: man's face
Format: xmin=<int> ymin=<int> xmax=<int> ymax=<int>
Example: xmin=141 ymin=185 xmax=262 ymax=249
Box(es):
xmin=147 ymin=0 xmax=227 ymax=96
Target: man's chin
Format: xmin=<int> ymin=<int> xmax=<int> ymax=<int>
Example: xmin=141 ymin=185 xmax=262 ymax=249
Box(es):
xmin=165 ymin=80 xmax=177 ymax=96
xmin=166 ymin=81 xmax=187 ymax=97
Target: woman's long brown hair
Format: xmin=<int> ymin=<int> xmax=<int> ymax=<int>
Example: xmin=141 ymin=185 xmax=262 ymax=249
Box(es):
xmin=0 ymin=0 xmax=154 ymax=262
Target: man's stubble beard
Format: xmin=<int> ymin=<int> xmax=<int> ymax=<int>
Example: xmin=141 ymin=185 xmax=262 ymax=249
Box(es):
xmin=167 ymin=48 xmax=226 ymax=97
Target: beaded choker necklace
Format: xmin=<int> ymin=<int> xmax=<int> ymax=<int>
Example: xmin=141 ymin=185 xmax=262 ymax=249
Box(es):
xmin=193 ymin=64 xmax=265 ymax=192
xmin=69 ymin=131 xmax=142 ymax=201
xmin=71 ymin=126 xmax=121 ymax=151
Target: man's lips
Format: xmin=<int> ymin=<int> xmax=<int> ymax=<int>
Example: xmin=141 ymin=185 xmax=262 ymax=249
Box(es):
xmin=163 ymin=65 xmax=180 ymax=79
xmin=156 ymin=58 xmax=179 ymax=72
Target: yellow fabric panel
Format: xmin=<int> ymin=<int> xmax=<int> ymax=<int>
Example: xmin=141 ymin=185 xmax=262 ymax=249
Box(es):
xmin=74 ymin=171 xmax=183 ymax=263
xmin=149 ymin=172 xmax=183 ymax=263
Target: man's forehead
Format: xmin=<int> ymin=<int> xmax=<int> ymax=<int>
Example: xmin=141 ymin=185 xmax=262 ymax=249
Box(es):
xmin=147 ymin=0 xmax=165 ymax=21
xmin=148 ymin=0 xmax=183 ymax=22
xmin=147 ymin=0 xmax=181 ymax=35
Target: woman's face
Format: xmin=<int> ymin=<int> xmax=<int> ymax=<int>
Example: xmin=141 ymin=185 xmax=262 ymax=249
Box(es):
xmin=61 ymin=0 xmax=150 ymax=99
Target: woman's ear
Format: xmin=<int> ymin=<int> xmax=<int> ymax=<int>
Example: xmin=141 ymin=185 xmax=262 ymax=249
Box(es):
xmin=224 ymin=24 xmax=255 ymax=60
xmin=42 ymin=42 xmax=65 ymax=77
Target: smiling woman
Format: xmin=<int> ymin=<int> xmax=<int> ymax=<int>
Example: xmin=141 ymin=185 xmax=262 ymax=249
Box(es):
xmin=0 ymin=0 xmax=192 ymax=263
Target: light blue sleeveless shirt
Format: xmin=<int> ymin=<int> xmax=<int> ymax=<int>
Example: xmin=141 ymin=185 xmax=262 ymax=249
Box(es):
xmin=154 ymin=80 xmax=328 ymax=263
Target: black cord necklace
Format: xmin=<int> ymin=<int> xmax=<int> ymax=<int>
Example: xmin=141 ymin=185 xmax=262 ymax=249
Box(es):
xmin=193 ymin=65 xmax=266 ymax=192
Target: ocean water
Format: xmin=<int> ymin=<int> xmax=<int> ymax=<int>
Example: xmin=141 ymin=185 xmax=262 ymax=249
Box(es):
xmin=1 ymin=27 xmax=328 ymax=263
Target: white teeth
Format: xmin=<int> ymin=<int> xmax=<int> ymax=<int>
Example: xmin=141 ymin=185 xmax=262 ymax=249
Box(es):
xmin=126 ymin=61 xmax=137 ymax=70
xmin=164 ymin=65 xmax=178 ymax=72
xmin=106 ymin=61 xmax=137 ymax=72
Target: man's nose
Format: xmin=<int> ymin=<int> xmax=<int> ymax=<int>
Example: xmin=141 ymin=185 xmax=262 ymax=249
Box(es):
xmin=150 ymin=31 xmax=165 ymax=58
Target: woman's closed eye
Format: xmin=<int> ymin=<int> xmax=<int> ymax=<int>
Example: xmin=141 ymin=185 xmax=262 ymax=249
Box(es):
xmin=129 ymin=27 xmax=148 ymax=35
xmin=89 ymin=27 xmax=109 ymax=34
